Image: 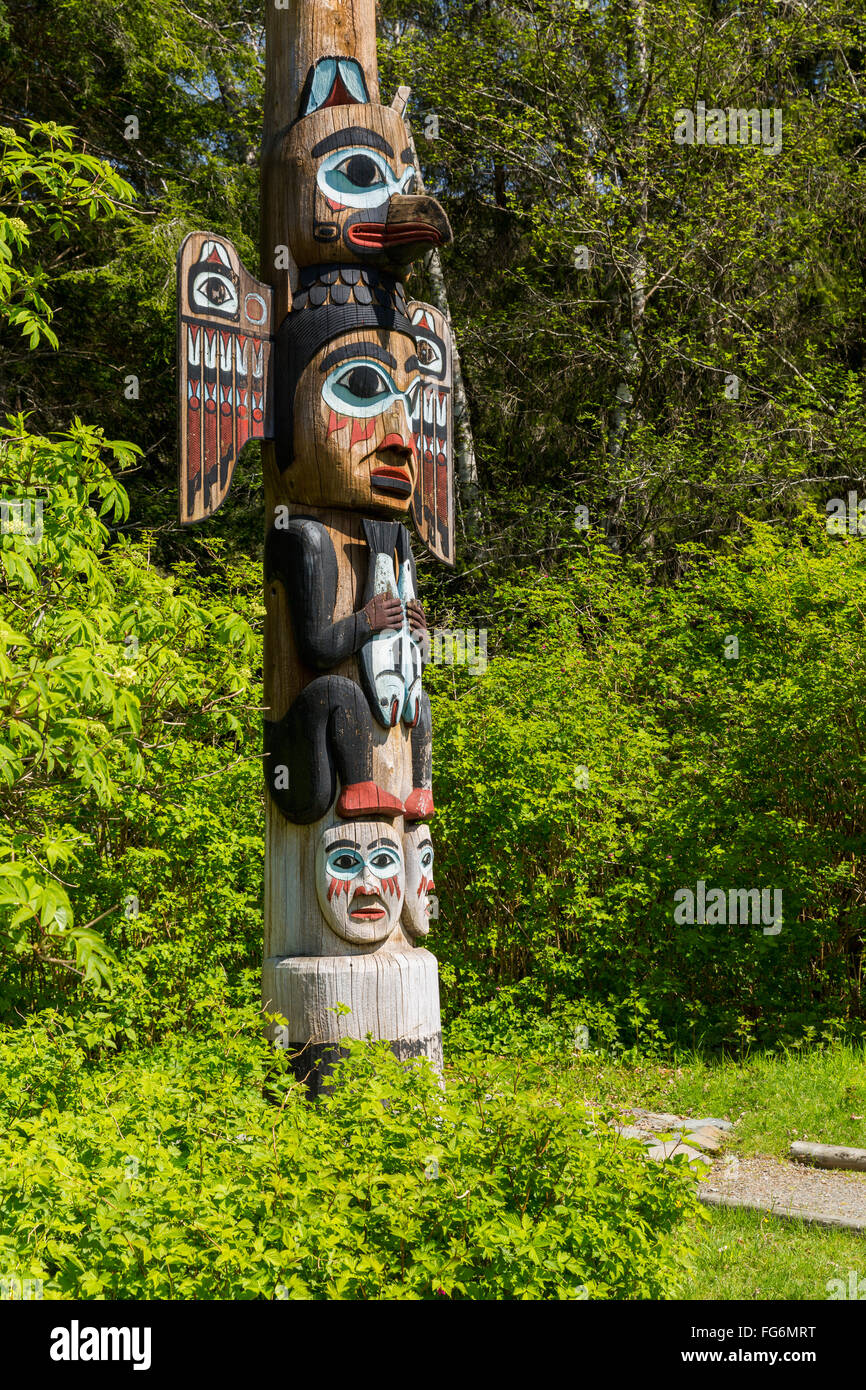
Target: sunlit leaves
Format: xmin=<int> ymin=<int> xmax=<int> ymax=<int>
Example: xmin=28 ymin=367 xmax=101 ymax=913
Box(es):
xmin=0 ymin=415 xmax=258 ymax=1002
xmin=0 ymin=1019 xmax=700 ymax=1299
xmin=0 ymin=122 xmax=136 ymax=345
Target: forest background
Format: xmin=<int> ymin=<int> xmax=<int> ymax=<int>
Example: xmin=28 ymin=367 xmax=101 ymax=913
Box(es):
xmin=0 ymin=0 xmax=864 ymax=1300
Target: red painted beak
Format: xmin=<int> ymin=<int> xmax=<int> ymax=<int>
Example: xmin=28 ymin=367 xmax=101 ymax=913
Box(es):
xmin=347 ymin=221 xmax=444 ymax=251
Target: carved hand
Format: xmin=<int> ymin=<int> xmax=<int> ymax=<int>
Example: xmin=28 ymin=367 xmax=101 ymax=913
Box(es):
xmin=406 ymin=599 xmax=427 ymax=634
xmin=364 ymin=592 xmax=403 ymax=633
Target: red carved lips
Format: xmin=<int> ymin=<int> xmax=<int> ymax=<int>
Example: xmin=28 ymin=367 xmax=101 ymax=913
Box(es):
xmin=370 ymin=436 xmax=414 ymax=498
xmin=371 ymin=465 xmax=412 ymax=498
xmin=347 ymin=222 xmax=444 ymax=251
xmin=348 ymin=892 xmax=386 ymax=922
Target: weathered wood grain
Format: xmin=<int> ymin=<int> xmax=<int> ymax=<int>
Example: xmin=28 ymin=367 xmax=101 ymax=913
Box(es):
xmin=253 ymin=0 xmax=445 ymax=1082
xmin=263 ymin=947 xmax=443 ymax=1087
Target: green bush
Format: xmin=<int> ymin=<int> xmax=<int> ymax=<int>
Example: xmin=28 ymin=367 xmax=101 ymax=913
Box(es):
xmin=429 ymin=514 xmax=866 ymax=1047
xmin=0 ymin=417 xmax=261 ymax=1019
xmin=0 ymin=1009 xmax=701 ymax=1300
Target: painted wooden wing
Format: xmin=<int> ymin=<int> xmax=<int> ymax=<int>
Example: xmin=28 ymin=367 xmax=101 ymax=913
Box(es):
xmin=177 ymin=232 xmax=274 ymax=524
xmin=407 ymin=301 xmax=455 ymax=566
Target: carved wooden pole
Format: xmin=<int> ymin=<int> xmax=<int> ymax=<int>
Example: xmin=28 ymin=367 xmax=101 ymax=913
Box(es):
xmin=178 ymin=0 xmax=456 ymax=1091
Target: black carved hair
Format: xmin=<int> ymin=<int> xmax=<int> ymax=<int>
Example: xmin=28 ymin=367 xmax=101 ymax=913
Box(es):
xmin=274 ymin=265 xmax=418 ymax=470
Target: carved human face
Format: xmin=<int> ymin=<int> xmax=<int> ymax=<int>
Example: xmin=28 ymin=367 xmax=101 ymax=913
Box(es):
xmin=316 ymin=823 xmax=405 ymax=945
xmin=287 ymin=327 xmax=421 ymax=512
xmin=281 ymin=105 xmax=451 ymax=268
xmin=401 ymin=824 xmax=435 ymax=939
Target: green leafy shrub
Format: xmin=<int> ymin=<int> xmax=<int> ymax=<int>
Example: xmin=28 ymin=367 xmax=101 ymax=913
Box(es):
xmin=429 ymin=515 xmax=866 ymax=1047
xmin=0 ymin=417 xmax=260 ymax=1015
xmin=0 ymin=1010 xmax=701 ymax=1300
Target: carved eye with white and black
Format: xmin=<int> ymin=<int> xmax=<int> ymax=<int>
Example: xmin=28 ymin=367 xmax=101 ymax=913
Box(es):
xmin=367 ymin=846 xmax=402 ymax=879
xmin=419 ymin=846 xmax=434 ymax=875
xmin=416 ymin=336 xmax=444 ymax=373
xmin=326 ymin=848 xmax=364 ymax=880
xmin=322 ymin=356 xmax=422 ymax=430
xmin=192 ymin=270 xmax=238 ymax=316
xmin=323 ymin=358 xmax=396 ymax=416
xmin=317 ymin=147 xmax=416 ymax=210
xmin=333 ymin=154 xmax=384 ymax=192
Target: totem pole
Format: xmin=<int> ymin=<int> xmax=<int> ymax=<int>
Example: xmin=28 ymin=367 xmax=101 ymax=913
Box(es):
xmin=177 ymin=0 xmax=455 ymax=1090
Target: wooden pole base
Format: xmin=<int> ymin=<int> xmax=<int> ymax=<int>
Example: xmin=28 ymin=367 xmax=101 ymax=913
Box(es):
xmin=263 ymin=948 xmax=442 ymax=1092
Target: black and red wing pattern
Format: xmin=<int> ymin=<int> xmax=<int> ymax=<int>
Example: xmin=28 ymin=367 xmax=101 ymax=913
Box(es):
xmin=407 ymin=301 xmax=455 ymax=566
xmin=178 ymin=232 xmax=274 ymax=524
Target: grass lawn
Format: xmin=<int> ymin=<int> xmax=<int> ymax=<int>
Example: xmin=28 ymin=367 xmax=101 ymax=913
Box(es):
xmin=684 ymin=1206 xmax=865 ymax=1300
xmin=518 ymin=1040 xmax=866 ymax=1300
xmin=555 ymin=1041 xmax=866 ymax=1156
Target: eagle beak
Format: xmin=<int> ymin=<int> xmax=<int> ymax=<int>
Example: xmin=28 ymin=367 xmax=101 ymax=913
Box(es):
xmin=381 ymin=194 xmax=453 ymax=262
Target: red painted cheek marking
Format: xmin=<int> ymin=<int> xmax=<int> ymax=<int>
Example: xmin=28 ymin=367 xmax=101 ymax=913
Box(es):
xmin=328 ymin=410 xmax=350 ymax=438
xmin=326 ymin=197 xmax=346 ymax=212
xmin=350 ymin=417 xmax=376 ymax=446
xmin=327 ymin=877 xmax=339 ymax=902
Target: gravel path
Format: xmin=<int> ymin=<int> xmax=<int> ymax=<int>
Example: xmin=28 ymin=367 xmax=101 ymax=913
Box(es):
xmin=606 ymin=1106 xmax=866 ymax=1230
xmin=702 ymin=1155 xmax=866 ymax=1228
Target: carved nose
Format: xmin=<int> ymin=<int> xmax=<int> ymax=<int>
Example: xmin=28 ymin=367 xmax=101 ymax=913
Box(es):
xmin=379 ymin=432 xmax=413 ymax=461
xmin=360 ymin=868 xmax=379 ymax=895
xmin=383 ymin=194 xmax=453 ymax=260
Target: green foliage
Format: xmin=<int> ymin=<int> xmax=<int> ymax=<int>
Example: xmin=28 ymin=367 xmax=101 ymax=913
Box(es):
xmin=0 ymin=120 xmax=135 ymax=349
xmin=429 ymin=515 xmax=866 ymax=1047
xmin=0 ymin=1011 xmax=701 ymax=1300
xmin=380 ymin=0 xmax=866 ymax=553
xmin=0 ymin=413 xmax=260 ymax=1011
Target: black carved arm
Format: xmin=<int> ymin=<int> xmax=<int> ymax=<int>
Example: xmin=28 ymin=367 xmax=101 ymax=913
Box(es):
xmin=266 ymin=517 xmax=402 ymax=671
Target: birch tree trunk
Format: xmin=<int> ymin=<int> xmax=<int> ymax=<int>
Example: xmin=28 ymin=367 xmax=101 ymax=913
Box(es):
xmin=407 ymin=125 xmax=482 ymax=540
xmin=606 ymin=0 xmax=649 ymax=551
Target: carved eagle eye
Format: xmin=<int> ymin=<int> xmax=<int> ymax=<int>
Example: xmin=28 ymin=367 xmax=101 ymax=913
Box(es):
xmin=317 ymin=147 xmax=415 ymax=210
xmin=335 ymin=154 xmax=380 ymax=189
